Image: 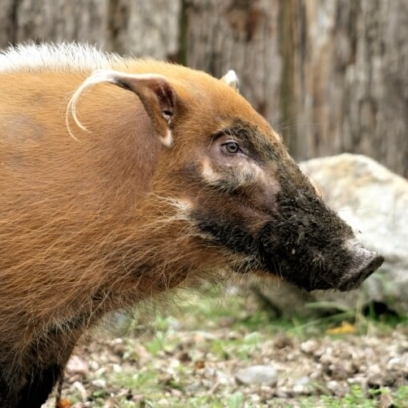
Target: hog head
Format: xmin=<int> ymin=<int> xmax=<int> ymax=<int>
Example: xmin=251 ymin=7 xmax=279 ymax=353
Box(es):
xmin=89 ymin=66 xmax=383 ymax=293
xmin=185 ymin=120 xmax=383 ymax=292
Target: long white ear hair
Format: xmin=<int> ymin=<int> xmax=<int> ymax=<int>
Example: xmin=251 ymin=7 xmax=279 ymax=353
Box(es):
xmin=66 ymin=69 xmax=176 ymax=147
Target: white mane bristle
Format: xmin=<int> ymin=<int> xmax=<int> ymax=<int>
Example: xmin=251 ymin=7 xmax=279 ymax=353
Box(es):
xmin=0 ymin=42 xmax=126 ymax=73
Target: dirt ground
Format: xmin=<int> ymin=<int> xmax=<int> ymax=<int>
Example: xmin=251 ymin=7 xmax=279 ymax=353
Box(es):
xmin=45 ymin=289 xmax=408 ymax=408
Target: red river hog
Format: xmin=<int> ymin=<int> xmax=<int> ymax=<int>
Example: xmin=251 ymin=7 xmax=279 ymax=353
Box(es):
xmin=0 ymin=43 xmax=383 ymax=407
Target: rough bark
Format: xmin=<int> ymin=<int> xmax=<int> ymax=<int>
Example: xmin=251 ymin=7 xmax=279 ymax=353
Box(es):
xmin=0 ymin=0 xmax=180 ymax=59
xmin=108 ymin=0 xmax=181 ymax=59
xmin=0 ymin=0 xmax=18 ymax=46
xmin=184 ymin=0 xmax=283 ymax=130
xmin=290 ymin=0 xmax=408 ymax=176
xmin=5 ymin=0 xmax=110 ymax=48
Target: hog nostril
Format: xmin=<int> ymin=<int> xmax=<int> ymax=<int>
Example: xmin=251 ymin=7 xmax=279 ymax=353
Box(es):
xmin=338 ymin=241 xmax=384 ymax=291
xmin=368 ymin=254 xmax=383 ymax=272
xmin=357 ymin=254 xmax=384 ymax=281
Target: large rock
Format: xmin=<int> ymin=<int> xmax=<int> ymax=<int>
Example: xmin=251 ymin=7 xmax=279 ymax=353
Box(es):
xmin=255 ymin=154 xmax=408 ymax=316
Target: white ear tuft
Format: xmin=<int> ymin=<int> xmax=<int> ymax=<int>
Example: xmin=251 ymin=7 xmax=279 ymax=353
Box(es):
xmin=66 ymin=69 xmax=176 ymax=147
xmin=221 ymin=70 xmax=240 ymax=92
xmin=66 ymin=69 xmax=131 ymax=139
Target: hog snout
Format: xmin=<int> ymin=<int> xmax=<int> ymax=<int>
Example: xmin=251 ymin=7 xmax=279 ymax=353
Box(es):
xmin=337 ymin=240 xmax=384 ymax=291
xmin=252 ymin=186 xmax=385 ymax=293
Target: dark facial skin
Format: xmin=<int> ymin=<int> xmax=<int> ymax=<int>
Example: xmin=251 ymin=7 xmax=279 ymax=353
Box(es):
xmin=188 ymin=120 xmax=381 ymax=292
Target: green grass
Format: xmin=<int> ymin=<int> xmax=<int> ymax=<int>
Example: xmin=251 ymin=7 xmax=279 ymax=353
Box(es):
xmin=80 ymin=385 xmax=408 ymax=408
xmin=78 ymin=286 xmax=408 ymax=408
xmin=292 ymin=385 xmax=408 ymax=408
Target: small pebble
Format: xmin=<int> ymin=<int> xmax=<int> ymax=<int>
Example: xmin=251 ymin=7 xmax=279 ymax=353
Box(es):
xmin=235 ymin=365 xmax=278 ymax=386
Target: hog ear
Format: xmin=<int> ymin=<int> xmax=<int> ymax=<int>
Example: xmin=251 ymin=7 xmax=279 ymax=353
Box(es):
xmin=221 ymin=70 xmax=240 ymax=92
xmin=112 ymin=72 xmax=176 ymax=148
xmin=68 ymin=69 xmax=176 ymax=147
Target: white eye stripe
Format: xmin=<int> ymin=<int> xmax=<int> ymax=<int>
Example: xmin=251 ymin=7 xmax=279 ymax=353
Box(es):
xmin=201 ymin=160 xmax=221 ymax=183
xmin=161 ymin=129 xmax=173 ymax=148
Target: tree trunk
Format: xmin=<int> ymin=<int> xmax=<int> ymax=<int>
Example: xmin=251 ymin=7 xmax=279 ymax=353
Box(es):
xmin=0 ymin=0 xmax=18 ymax=46
xmin=4 ymin=0 xmax=111 ymax=48
xmin=184 ymin=0 xmax=283 ymax=136
xmin=289 ymin=0 xmax=408 ymax=176
xmin=108 ymin=0 xmax=181 ymax=59
xmin=0 ymin=0 xmax=180 ymax=60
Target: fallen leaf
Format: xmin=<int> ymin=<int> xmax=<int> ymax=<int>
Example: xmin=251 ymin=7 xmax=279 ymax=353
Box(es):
xmin=326 ymin=322 xmax=356 ymax=335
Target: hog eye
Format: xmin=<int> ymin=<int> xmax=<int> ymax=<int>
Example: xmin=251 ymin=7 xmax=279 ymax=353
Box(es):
xmin=221 ymin=141 xmax=241 ymax=155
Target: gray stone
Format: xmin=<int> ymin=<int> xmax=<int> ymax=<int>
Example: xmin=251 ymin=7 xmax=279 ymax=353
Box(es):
xmin=235 ymin=365 xmax=278 ymax=386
